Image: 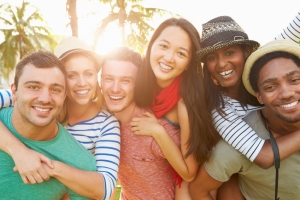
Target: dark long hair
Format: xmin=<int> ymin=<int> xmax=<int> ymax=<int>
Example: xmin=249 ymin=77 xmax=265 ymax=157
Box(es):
xmin=203 ymin=45 xmax=260 ymax=114
xmin=135 ymin=18 xmax=220 ymax=163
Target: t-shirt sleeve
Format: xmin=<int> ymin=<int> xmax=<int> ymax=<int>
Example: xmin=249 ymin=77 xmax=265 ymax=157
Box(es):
xmin=212 ymin=100 xmax=264 ymax=162
xmin=0 ymin=89 xmax=13 ymax=108
xmin=204 ymin=140 xmax=247 ymax=182
xmin=274 ymin=10 xmax=300 ymax=43
xmin=94 ymin=114 xmax=120 ymax=200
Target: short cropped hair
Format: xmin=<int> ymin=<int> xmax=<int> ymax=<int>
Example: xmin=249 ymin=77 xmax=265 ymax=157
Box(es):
xmin=14 ymin=50 xmax=67 ymax=89
xmin=103 ymin=46 xmax=142 ymax=69
xmin=249 ymin=51 xmax=300 ymax=93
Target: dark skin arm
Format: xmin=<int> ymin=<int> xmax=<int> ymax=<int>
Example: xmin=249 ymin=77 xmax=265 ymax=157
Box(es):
xmin=189 ymin=164 xmax=223 ymax=200
xmin=216 ymin=174 xmax=245 ymax=200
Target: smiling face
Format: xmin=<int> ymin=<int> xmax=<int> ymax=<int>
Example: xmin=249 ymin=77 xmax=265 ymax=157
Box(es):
xmin=63 ymin=55 xmax=98 ymax=106
xmin=101 ymin=60 xmax=138 ymax=114
xmin=257 ymin=58 xmax=300 ymax=123
xmin=12 ymin=64 xmax=66 ymax=127
xmin=150 ymin=26 xmax=192 ymax=88
xmin=205 ymin=44 xmax=250 ymax=89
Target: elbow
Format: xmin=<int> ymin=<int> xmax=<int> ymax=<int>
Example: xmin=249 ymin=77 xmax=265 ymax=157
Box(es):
xmin=254 ymin=158 xmax=273 ymax=169
xmin=257 ymin=162 xmax=273 ymax=169
xmin=182 ymin=173 xmax=196 ymax=183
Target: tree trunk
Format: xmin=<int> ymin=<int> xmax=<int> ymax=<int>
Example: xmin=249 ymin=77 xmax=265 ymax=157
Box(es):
xmin=66 ymin=0 xmax=78 ymax=37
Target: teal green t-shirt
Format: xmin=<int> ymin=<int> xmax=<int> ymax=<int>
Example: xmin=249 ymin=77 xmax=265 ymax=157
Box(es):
xmin=0 ymin=107 xmax=97 ymax=200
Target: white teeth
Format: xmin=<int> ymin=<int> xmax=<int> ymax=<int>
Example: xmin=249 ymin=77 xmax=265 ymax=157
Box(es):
xmin=110 ymin=95 xmax=123 ymax=100
xmin=34 ymin=107 xmax=50 ymax=112
xmin=75 ymin=90 xmax=89 ymax=95
xmin=160 ymin=63 xmax=172 ymax=70
xmin=220 ymin=70 xmax=233 ymax=76
xmin=281 ymin=101 xmax=298 ymax=108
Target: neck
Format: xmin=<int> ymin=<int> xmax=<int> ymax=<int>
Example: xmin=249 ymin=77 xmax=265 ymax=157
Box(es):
xmin=67 ymin=99 xmax=99 ymax=125
xmin=113 ymin=102 xmax=137 ymax=126
xmin=12 ymin=110 xmax=58 ymax=141
xmin=222 ymin=83 xmax=240 ymax=100
xmin=261 ymin=108 xmax=300 ymax=137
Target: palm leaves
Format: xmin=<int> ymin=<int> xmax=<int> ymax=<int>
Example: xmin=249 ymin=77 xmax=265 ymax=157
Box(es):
xmin=93 ymin=0 xmax=175 ymax=53
xmin=0 ymin=0 xmax=57 ymax=79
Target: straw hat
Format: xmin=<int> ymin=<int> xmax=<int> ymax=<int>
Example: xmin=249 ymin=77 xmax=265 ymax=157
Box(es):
xmin=54 ymin=36 xmax=103 ymax=72
xmin=243 ymin=39 xmax=300 ymax=96
xmin=196 ymin=16 xmax=260 ymax=62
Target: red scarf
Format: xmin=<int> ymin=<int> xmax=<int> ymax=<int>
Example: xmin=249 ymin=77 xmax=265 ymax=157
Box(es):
xmin=151 ymin=75 xmax=183 ymax=187
xmin=151 ymin=76 xmax=182 ymax=118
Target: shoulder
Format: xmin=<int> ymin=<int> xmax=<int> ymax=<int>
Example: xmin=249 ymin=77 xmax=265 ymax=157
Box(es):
xmin=243 ymin=109 xmax=269 ymax=139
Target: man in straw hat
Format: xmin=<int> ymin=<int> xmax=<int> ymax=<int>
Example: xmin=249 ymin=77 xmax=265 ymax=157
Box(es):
xmin=189 ymin=39 xmax=300 ymax=200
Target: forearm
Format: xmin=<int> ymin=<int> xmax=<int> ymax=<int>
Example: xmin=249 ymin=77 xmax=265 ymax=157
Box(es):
xmin=189 ymin=181 xmax=214 ymax=200
xmin=189 ymin=165 xmax=222 ymax=200
xmin=153 ymin=129 xmax=196 ymax=182
xmin=254 ymin=130 xmax=300 ymax=168
xmin=51 ymin=161 xmax=104 ymax=200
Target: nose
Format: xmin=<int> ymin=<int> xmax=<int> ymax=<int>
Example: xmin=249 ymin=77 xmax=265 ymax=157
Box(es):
xmin=37 ymin=89 xmax=52 ymax=103
xmin=278 ymin=83 xmax=295 ymax=100
xmin=111 ymin=81 xmax=121 ymax=92
xmin=164 ymin=50 xmax=175 ymax=63
xmin=217 ymin=57 xmax=228 ymax=68
xmin=77 ymin=75 xmax=87 ymax=86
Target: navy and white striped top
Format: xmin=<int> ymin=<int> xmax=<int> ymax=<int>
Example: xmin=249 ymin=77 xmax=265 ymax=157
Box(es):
xmin=0 ymin=89 xmax=13 ymax=108
xmin=275 ymin=11 xmax=300 ymax=43
xmin=0 ymin=89 xmax=120 ymax=200
xmin=212 ymin=95 xmax=264 ymax=162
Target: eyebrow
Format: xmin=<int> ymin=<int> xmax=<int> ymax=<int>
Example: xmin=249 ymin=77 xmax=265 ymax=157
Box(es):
xmin=24 ymin=81 xmax=65 ymax=89
xmin=260 ymin=70 xmax=300 ymax=86
xmin=284 ymin=70 xmax=300 ymax=77
xmin=160 ymin=39 xmax=190 ymax=53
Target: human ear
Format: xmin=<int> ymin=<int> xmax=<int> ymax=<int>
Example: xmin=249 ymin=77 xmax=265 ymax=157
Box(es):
xmin=11 ymin=83 xmax=17 ymax=101
xmin=256 ymin=92 xmax=264 ymax=105
xmin=243 ymin=46 xmax=252 ymax=59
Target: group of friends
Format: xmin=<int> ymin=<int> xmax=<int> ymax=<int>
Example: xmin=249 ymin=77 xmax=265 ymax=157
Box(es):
xmin=0 ymin=10 xmax=300 ymax=200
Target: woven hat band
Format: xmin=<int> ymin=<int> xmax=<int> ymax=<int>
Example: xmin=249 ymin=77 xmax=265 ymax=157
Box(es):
xmin=201 ymin=30 xmax=248 ymax=49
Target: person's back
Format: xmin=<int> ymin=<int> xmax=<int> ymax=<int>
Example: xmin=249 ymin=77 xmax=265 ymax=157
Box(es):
xmin=0 ymin=107 xmax=96 ymax=200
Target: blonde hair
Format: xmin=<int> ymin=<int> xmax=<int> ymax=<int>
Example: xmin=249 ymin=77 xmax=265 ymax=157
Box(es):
xmin=58 ymin=52 xmax=103 ymax=125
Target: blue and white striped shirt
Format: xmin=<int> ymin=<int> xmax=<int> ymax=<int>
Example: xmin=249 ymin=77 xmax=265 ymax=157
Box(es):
xmin=66 ymin=110 xmax=120 ymax=200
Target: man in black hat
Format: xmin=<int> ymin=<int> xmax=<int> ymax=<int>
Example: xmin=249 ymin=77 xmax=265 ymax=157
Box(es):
xmin=189 ymin=39 xmax=300 ymax=200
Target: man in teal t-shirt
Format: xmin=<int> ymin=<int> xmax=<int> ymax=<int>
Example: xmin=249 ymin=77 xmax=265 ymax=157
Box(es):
xmin=0 ymin=51 xmax=96 ymax=200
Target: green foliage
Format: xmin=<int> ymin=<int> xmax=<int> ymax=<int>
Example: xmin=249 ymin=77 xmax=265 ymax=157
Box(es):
xmin=0 ymin=0 xmax=57 ymax=79
xmin=94 ymin=0 xmax=177 ymax=53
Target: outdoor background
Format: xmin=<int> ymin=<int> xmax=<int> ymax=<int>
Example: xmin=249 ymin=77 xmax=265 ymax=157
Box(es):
xmin=0 ymin=0 xmax=299 ymax=199
xmin=0 ymin=0 xmax=299 ymax=88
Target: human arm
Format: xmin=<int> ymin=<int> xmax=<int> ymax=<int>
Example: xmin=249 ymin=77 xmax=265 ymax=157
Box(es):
xmin=0 ymin=89 xmax=14 ymax=108
xmin=214 ymin=99 xmax=300 ymax=169
xmin=45 ymin=115 xmax=120 ymax=200
xmin=0 ymin=120 xmax=53 ymax=183
xmin=130 ymin=102 xmax=199 ymax=182
xmin=189 ymin=164 xmax=223 ymax=200
xmin=274 ymin=10 xmax=300 ymax=43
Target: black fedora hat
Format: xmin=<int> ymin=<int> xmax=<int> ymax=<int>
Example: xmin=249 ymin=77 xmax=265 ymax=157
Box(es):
xmin=196 ymin=16 xmax=260 ymax=62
